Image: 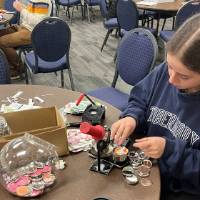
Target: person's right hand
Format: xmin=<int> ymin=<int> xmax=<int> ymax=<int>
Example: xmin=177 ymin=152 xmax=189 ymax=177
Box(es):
xmin=111 ymin=116 xmax=137 ymax=145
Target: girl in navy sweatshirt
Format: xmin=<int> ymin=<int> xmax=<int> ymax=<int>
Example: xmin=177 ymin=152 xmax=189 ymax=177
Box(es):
xmin=111 ymin=14 xmax=200 ymax=200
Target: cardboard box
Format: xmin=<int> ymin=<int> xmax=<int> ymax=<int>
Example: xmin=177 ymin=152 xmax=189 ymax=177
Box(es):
xmin=0 ymin=106 xmax=69 ymax=156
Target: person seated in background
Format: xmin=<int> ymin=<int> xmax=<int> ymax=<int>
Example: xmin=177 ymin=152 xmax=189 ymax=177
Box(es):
xmin=0 ymin=0 xmax=52 ymax=78
xmin=111 ymin=14 xmax=200 ymax=200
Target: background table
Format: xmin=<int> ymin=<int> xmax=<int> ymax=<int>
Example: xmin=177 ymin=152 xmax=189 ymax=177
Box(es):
xmin=0 ymin=12 xmax=14 ymax=25
xmin=135 ymin=0 xmax=183 ymax=33
xmin=136 ymin=0 xmax=183 ymax=12
xmin=0 ymin=85 xmax=160 ymax=200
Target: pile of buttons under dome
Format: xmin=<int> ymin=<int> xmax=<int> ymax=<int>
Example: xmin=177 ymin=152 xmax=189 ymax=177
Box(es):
xmin=0 ymin=133 xmax=59 ymax=197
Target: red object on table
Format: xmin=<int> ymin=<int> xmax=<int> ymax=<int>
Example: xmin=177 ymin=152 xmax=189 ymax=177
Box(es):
xmin=76 ymin=93 xmax=85 ymax=106
xmin=80 ymin=122 xmax=105 ymax=140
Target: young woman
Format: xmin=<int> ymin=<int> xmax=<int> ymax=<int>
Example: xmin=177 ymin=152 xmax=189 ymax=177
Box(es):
xmin=111 ymin=14 xmax=200 ymax=200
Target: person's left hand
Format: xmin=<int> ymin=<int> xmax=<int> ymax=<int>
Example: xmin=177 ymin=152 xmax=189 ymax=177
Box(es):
xmin=13 ymin=0 xmax=23 ymax=12
xmin=133 ymin=137 xmax=166 ymax=159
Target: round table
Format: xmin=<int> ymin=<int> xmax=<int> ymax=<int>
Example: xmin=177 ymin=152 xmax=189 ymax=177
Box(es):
xmin=135 ymin=0 xmax=184 ymax=33
xmin=0 ymin=85 xmax=161 ymax=200
xmin=136 ymin=0 xmax=183 ymax=12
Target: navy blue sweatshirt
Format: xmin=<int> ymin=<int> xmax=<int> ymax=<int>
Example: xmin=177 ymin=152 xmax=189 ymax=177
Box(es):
xmin=121 ymin=62 xmax=200 ymax=195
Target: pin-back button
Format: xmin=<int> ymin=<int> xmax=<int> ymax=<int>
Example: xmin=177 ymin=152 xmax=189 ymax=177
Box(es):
xmin=128 ymin=151 xmax=139 ymax=160
xmin=30 ymin=189 xmax=44 ymax=197
xmin=137 ymin=165 xmax=150 ymax=177
xmin=30 ymin=169 xmax=42 ymax=178
xmin=143 ymin=159 xmax=152 ymax=169
xmin=15 ymin=176 xmax=30 ymax=186
xmin=34 ymin=161 xmax=44 ymax=169
xmin=16 ymin=185 xmax=32 ymax=197
xmin=113 ymin=146 xmax=129 ymax=163
xmin=6 ymin=182 xmax=18 ymax=193
xmin=42 ymin=173 xmax=56 ymax=186
xmin=31 ymin=181 xmax=45 ymax=190
xmin=130 ymin=158 xmax=142 ymax=169
xmin=122 ymin=165 xmax=135 ymax=177
xmin=30 ymin=174 xmax=43 ymax=182
xmin=41 ymin=165 xmax=52 ymax=173
xmin=138 ymin=151 xmax=149 ymax=161
xmin=125 ymin=174 xmax=139 ymax=185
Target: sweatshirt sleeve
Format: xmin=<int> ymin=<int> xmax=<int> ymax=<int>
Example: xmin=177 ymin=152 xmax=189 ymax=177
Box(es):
xmin=121 ymin=63 xmax=167 ymax=126
xmin=162 ymin=138 xmax=200 ymax=193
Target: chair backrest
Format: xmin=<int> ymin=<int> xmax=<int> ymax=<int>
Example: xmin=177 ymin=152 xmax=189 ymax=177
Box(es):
xmin=4 ymin=0 xmax=15 ymax=11
xmin=0 ymin=49 xmax=10 ymax=84
xmin=175 ymin=0 xmax=200 ymax=28
xmin=116 ymin=0 xmax=139 ymax=31
xmin=99 ymin=0 xmax=108 ymax=18
xmin=31 ymin=17 xmax=71 ymax=63
xmin=116 ymin=28 xmax=158 ymax=86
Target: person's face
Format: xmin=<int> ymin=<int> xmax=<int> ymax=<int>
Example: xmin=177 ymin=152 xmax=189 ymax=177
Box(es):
xmin=167 ymin=53 xmax=200 ymax=93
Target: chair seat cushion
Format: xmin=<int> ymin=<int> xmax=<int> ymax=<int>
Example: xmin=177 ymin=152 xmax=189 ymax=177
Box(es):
xmin=88 ymin=87 xmax=129 ymax=111
xmin=25 ymin=52 xmax=68 ymax=73
xmin=104 ymin=18 xmax=118 ymax=29
xmin=58 ymin=0 xmax=81 ymax=6
xmin=85 ymin=0 xmax=99 ymax=6
xmin=121 ymin=27 xmax=156 ymax=37
xmin=160 ymin=30 xmax=174 ymax=42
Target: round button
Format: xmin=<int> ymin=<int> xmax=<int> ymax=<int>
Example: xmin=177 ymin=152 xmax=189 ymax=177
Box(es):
xmin=137 ymin=165 xmax=150 ymax=177
xmin=122 ymin=165 xmax=135 ymax=177
xmin=143 ymin=159 xmax=152 ymax=169
xmin=126 ymin=174 xmax=139 ymax=185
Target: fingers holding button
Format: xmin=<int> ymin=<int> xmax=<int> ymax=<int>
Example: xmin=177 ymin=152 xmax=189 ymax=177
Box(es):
xmin=111 ymin=117 xmax=136 ymax=145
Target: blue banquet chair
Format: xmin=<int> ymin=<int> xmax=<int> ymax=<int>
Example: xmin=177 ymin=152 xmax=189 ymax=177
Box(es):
xmin=113 ymin=0 xmax=156 ymax=62
xmin=117 ymin=0 xmax=139 ymax=36
xmin=88 ymin=28 xmax=158 ymax=111
xmin=0 ymin=49 xmax=10 ymax=84
xmin=3 ymin=0 xmax=19 ymax=26
xmin=17 ymin=0 xmax=56 ymax=76
xmin=99 ymin=0 xmax=119 ymax=51
xmin=54 ymin=0 xmax=83 ymax=22
xmin=116 ymin=0 xmax=156 ymax=37
xmin=24 ymin=17 xmax=75 ymax=90
xmin=160 ymin=0 xmax=200 ymax=42
xmin=84 ymin=0 xmax=100 ymax=22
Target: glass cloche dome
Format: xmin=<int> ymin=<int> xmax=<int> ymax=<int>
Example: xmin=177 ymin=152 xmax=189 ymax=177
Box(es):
xmin=0 ymin=133 xmax=59 ymax=197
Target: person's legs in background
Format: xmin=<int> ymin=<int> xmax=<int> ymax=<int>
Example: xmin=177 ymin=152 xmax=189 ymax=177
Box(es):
xmin=0 ymin=25 xmax=31 ymax=78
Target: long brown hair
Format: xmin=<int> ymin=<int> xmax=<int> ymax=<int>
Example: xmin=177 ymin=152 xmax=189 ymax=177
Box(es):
xmin=167 ymin=14 xmax=200 ymax=73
